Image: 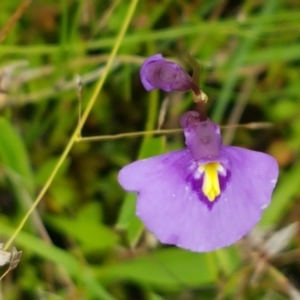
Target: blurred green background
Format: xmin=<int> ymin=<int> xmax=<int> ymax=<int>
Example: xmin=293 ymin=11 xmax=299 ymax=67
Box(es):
xmin=0 ymin=0 xmax=300 ymax=299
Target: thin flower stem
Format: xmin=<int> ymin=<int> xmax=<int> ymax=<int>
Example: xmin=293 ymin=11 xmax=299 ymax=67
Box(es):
xmin=75 ymin=122 xmax=273 ymax=143
xmin=3 ymin=0 xmax=139 ymax=251
xmin=76 ymin=129 xmax=183 ymax=142
xmin=182 ymin=54 xmax=209 ymax=120
xmin=195 ymin=100 xmax=207 ymax=121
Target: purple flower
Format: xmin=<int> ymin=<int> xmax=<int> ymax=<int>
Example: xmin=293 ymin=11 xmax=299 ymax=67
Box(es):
xmin=118 ymin=111 xmax=279 ymax=252
xmin=140 ymin=54 xmax=199 ymax=93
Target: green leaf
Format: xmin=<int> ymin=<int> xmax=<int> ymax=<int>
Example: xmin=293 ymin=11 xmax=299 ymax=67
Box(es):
xmin=77 ymin=202 xmax=103 ymax=221
xmin=46 ymin=215 xmax=118 ymax=252
xmin=0 ymin=117 xmax=34 ymax=192
xmin=127 ymin=209 xmax=144 ymax=248
xmin=116 ymin=192 xmax=144 ymax=247
xmin=35 ymin=156 xmax=70 ymax=186
xmin=213 ymin=246 xmax=241 ymax=275
xmin=96 ymin=248 xmax=217 ymax=290
xmin=116 ymin=193 xmax=137 ymax=230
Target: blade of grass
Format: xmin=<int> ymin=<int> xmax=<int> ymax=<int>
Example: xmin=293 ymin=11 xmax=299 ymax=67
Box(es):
xmin=2 ymin=10 xmax=300 ymax=55
xmin=211 ymin=0 xmax=281 ymax=123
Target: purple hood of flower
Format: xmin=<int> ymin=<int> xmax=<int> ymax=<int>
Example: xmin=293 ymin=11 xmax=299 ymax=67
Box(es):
xmin=118 ymin=112 xmax=279 ymax=252
xmin=140 ymin=54 xmax=198 ymax=92
xmin=180 ymin=111 xmax=222 ymax=160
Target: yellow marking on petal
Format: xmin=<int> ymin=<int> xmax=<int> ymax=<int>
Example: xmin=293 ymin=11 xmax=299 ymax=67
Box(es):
xmin=200 ymin=162 xmax=221 ymax=201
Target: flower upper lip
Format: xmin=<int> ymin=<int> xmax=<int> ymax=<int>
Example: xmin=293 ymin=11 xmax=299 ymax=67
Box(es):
xmin=140 ymin=54 xmax=199 ymax=93
xmin=181 ymin=112 xmax=222 ymax=161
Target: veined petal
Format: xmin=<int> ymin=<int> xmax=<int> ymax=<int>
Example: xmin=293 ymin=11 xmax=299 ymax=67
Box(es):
xmin=118 ymin=149 xmax=191 ymax=192
xmin=118 ymin=146 xmax=278 ymax=252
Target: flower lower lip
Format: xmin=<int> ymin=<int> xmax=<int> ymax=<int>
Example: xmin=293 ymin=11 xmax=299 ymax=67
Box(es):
xmin=118 ymin=113 xmax=278 ymax=252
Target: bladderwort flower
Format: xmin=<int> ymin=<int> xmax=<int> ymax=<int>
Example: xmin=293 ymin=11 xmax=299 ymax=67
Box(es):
xmin=118 ymin=111 xmax=278 ymax=252
xmin=118 ymin=54 xmax=279 ymax=252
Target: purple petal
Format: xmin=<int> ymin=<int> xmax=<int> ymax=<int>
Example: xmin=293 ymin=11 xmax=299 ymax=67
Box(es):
xmin=140 ymin=54 xmax=198 ymax=92
xmin=118 ymin=147 xmax=278 ymax=252
xmin=140 ymin=54 xmax=163 ymax=91
xmin=181 ymin=112 xmax=222 ymax=161
xmin=118 ymin=149 xmax=190 ymax=192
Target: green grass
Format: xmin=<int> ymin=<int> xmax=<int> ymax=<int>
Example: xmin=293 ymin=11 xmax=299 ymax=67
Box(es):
xmin=0 ymin=0 xmax=300 ymax=299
